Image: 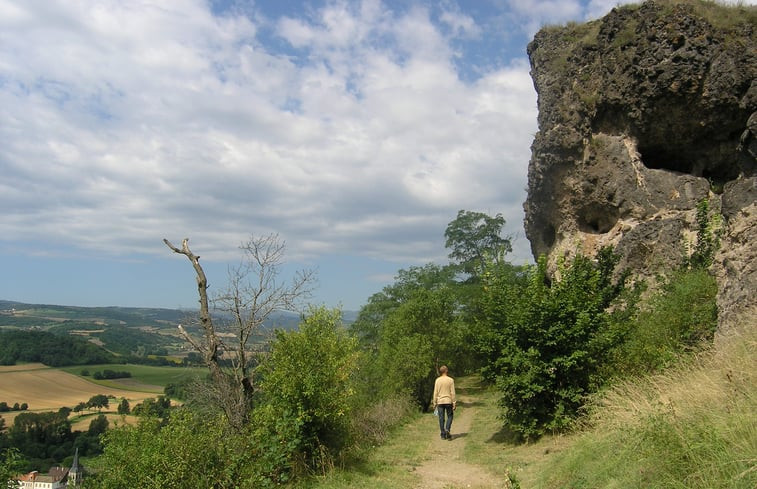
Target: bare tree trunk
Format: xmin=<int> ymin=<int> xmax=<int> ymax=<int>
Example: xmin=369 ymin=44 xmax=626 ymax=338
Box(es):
xmin=163 ymin=238 xmax=249 ymax=429
xmin=164 ymin=235 xmax=315 ymax=430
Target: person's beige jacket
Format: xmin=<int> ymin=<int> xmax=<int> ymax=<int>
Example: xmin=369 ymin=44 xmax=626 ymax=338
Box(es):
xmin=432 ymin=375 xmax=456 ymax=408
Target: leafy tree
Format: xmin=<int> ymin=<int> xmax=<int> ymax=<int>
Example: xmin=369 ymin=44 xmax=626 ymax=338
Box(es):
xmin=164 ymin=235 xmax=314 ymax=431
xmin=351 ymin=263 xmax=456 ymax=351
xmin=87 ymin=395 xmax=109 ymax=411
xmin=444 ymin=210 xmax=512 ymax=278
xmin=376 ymin=286 xmax=466 ymax=408
xmin=257 ymin=306 xmax=359 ymax=468
xmin=88 ymin=414 xmax=109 ymax=437
xmin=117 ymin=398 xmax=130 ymax=415
xmin=8 ymin=411 xmax=72 ymax=459
xmin=482 ymin=248 xmax=632 ymax=439
xmin=132 ymin=397 xmax=171 ymax=418
xmin=0 ymin=448 xmax=23 ymax=489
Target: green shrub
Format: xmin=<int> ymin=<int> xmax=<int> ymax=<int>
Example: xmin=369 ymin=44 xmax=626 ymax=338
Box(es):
xmin=537 ymin=325 xmax=757 ymax=488
xmin=481 ymin=247 xmax=632 ymax=439
xmin=609 ymin=268 xmax=717 ymax=376
xmin=257 ymin=306 xmax=359 ymax=471
xmin=87 ymin=410 xmax=242 ymax=489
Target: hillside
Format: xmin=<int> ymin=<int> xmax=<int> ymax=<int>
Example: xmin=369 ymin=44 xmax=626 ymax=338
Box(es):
xmin=0 ymin=300 xmax=353 ymax=363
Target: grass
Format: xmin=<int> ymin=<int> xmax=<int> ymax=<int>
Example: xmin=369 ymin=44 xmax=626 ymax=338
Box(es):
xmin=293 ymin=410 xmax=428 ymax=489
xmin=531 ymin=323 xmax=757 ymax=488
xmin=59 ymin=363 xmax=206 ymax=391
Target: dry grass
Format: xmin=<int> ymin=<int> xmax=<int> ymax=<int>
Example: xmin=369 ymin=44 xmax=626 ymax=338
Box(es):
xmin=534 ymin=319 xmax=757 ymax=488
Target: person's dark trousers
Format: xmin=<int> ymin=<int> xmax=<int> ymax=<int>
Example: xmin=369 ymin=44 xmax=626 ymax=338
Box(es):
xmin=437 ymin=404 xmax=453 ymax=438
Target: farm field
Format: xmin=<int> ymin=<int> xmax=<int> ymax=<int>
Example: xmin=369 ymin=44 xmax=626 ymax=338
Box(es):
xmin=59 ymin=363 xmax=206 ymax=391
xmin=0 ymin=363 xmax=202 ymax=427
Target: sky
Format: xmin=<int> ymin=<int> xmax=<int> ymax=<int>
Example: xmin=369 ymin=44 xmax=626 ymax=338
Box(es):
xmin=3 ymin=0 xmax=749 ymax=312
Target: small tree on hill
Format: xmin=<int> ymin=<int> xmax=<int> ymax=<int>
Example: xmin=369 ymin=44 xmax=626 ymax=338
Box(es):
xmin=87 ymin=394 xmax=109 ymax=412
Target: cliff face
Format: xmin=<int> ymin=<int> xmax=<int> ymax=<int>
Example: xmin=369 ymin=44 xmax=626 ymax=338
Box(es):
xmin=524 ymin=0 xmax=756 ymax=332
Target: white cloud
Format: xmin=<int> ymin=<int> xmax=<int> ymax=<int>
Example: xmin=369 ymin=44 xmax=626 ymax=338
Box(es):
xmin=0 ymin=0 xmax=537 ymax=272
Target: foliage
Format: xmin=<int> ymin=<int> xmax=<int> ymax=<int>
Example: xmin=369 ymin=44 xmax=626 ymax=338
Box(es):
xmin=351 ymin=264 xmax=457 ymax=350
xmin=535 ymin=325 xmax=756 ymax=489
xmin=0 ymin=330 xmax=114 ymax=366
xmin=92 ymin=369 xmax=131 ymax=380
xmin=0 ymin=448 xmax=23 ymax=489
xmin=375 ymin=286 xmax=467 ymax=408
xmin=87 ymin=410 xmax=243 ymax=489
xmin=132 ymin=396 xmax=171 ymax=418
xmin=86 ymin=395 xmax=109 ymax=411
xmin=480 ymin=248 xmax=632 ymax=439
xmin=257 ymin=306 xmax=359 ymax=470
xmin=687 ymin=198 xmax=722 ymax=270
xmin=444 ymin=209 xmax=512 ymax=278
xmin=607 ymin=267 xmax=718 ymax=376
xmin=4 ymin=410 xmax=102 ymax=472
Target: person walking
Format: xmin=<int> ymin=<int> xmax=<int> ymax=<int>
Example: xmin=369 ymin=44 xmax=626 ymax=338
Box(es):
xmin=431 ymin=365 xmax=456 ymax=440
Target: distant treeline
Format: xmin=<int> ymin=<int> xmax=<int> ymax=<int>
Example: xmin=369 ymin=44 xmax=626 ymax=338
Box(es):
xmin=48 ymin=322 xmax=175 ymax=356
xmin=0 ymin=330 xmax=115 ymax=366
xmin=0 ymin=330 xmax=189 ymax=368
xmin=85 ymin=369 xmax=132 ymax=380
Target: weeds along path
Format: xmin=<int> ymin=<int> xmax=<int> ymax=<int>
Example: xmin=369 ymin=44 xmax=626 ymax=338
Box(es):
xmin=412 ymin=377 xmax=505 ymax=489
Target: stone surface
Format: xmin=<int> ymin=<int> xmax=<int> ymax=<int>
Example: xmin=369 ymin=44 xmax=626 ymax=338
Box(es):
xmin=524 ymin=0 xmax=756 ymax=332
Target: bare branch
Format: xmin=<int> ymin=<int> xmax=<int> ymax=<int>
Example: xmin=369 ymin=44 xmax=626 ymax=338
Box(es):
xmin=164 ymin=234 xmax=316 ymax=431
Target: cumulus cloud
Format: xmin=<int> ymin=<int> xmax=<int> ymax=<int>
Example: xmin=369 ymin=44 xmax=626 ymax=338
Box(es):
xmin=0 ymin=0 xmax=538 ymax=270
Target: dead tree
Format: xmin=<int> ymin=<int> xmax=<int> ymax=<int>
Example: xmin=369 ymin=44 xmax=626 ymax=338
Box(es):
xmin=164 ymin=235 xmax=315 ymax=430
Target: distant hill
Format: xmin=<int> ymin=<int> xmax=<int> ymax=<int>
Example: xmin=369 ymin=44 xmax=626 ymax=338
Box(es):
xmin=0 ymin=300 xmax=356 ymax=334
xmin=0 ymin=300 xmax=357 ymax=367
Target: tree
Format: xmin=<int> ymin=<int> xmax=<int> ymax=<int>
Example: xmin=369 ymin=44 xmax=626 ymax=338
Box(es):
xmin=444 ymin=210 xmax=511 ymax=278
xmin=88 ymin=414 xmax=109 ymax=436
xmin=375 ymin=287 xmax=464 ymax=408
xmin=164 ymin=235 xmax=315 ymax=430
xmin=117 ymin=398 xmax=130 ymax=415
xmin=87 ymin=394 xmax=109 ymax=411
xmin=483 ymin=248 xmax=632 ymax=439
xmin=257 ymin=306 xmax=359 ymax=468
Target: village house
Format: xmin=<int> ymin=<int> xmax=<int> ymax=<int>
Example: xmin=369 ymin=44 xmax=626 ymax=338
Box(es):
xmin=15 ymin=449 xmax=82 ymax=489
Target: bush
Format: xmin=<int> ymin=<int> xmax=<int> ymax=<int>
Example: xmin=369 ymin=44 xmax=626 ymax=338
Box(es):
xmin=88 ymin=410 xmax=242 ymax=489
xmin=350 ymin=394 xmax=416 ymax=446
xmin=481 ymin=248 xmax=632 ymax=439
xmin=257 ymin=306 xmax=359 ymax=471
xmin=608 ymin=268 xmax=718 ymax=376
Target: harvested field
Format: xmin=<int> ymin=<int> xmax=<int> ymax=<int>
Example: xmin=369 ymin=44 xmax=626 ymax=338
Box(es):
xmin=0 ymin=365 xmax=157 ymax=416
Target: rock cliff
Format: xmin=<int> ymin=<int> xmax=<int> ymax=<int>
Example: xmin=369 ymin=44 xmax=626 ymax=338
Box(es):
xmin=524 ymin=0 xmax=756 ymax=332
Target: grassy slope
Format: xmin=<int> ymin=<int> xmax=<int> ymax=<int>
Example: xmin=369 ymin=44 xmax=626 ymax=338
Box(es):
xmin=531 ymin=325 xmax=756 ymax=489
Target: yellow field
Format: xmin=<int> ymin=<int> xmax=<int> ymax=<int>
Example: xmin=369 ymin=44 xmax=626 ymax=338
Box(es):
xmin=0 ymin=363 xmax=160 ymax=427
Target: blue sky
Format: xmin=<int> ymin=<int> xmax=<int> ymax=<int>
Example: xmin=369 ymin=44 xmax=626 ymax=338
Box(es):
xmin=2 ymin=0 xmax=748 ymax=312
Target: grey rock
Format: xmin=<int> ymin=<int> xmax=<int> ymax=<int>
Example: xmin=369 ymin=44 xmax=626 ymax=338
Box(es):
xmin=525 ymin=0 xmax=757 ymax=333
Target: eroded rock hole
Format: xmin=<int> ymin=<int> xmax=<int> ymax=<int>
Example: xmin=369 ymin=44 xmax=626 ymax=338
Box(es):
xmin=577 ymin=204 xmax=619 ymax=234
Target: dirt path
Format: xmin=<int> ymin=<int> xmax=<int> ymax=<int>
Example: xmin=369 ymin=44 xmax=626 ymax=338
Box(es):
xmin=412 ymin=388 xmax=506 ymax=489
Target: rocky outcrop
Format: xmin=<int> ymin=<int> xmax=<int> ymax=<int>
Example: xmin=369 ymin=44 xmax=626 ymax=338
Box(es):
xmin=524 ymin=0 xmax=756 ymax=332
